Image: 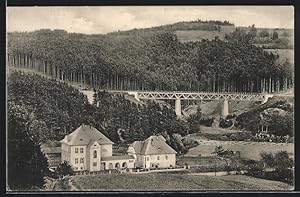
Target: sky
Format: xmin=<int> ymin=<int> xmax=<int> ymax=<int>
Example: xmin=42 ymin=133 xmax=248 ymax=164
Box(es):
xmin=7 ymin=6 xmax=294 ymax=34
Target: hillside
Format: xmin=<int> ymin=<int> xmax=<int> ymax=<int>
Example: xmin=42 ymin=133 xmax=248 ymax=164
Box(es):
xmin=7 ymin=20 xmax=293 ymax=93
xmin=175 ymin=25 xmax=236 ymax=42
xmin=8 ymin=71 xmax=192 ymax=153
xmin=69 ymin=174 xmax=292 ymax=190
xmin=183 ymin=100 xmax=258 ymax=118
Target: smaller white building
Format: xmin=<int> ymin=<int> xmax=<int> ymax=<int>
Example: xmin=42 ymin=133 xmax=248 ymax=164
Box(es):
xmin=127 ymin=135 xmax=177 ymax=169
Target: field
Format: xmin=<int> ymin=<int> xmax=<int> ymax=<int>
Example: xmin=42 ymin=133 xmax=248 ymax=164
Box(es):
xmin=71 ymin=173 xmax=292 ymax=190
xmin=186 ymin=138 xmax=294 ymax=160
xmin=176 ymin=30 xmax=227 ymax=42
xmin=175 ymin=25 xmax=235 ymax=42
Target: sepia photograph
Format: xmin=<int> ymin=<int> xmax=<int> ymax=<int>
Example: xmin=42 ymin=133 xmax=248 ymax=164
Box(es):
xmin=6 ymin=5 xmax=295 ymax=192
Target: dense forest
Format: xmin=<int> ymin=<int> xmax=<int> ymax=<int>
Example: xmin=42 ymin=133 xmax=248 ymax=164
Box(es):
xmin=7 ymin=21 xmax=293 ymax=93
xmin=8 ymin=71 xmax=190 ymax=150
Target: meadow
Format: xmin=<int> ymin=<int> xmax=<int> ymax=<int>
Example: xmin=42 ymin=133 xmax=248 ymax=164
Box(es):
xmin=71 ymin=173 xmax=292 ymax=190
xmin=186 ymin=139 xmax=294 ymax=160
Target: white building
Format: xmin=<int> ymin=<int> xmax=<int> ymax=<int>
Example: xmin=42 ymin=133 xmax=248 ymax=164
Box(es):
xmin=60 ymin=124 xmax=135 ymax=172
xmin=127 ymin=135 xmax=177 ymax=169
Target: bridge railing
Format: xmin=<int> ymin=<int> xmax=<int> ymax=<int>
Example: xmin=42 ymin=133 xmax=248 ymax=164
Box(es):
xmin=100 ymin=89 xmax=266 ymax=95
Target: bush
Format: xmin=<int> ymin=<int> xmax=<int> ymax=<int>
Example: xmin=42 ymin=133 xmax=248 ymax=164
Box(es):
xmin=259 ymin=30 xmax=270 ymax=38
xmin=219 ymin=118 xmax=233 ymax=128
xmin=224 ymin=165 xmax=232 ymax=173
xmin=226 ymin=114 xmax=237 ymax=120
xmin=56 ymin=161 xmax=74 ymax=179
xmin=244 ymin=152 xmax=294 ymax=184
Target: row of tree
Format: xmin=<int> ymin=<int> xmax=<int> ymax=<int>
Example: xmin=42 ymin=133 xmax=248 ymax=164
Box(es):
xmin=7 ymin=28 xmax=293 ymax=93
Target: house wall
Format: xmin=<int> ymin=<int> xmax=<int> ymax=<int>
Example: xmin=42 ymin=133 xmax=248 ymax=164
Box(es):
xmin=101 ymin=144 xmax=113 ymax=157
xmin=70 ymin=145 xmax=87 ymax=171
xmin=134 ymin=154 xmax=146 ymax=168
xmin=134 ymin=154 xmax=176 ymax=169
xmin=61 ymin=143 xmax=71 ymax=163
xmin=89 ymin=145 xmax=101 ymax=172
xmin=103 ymin=158 xmax=135 ymax=170
xmin=148 ymin=154 xmax=176 ymax=169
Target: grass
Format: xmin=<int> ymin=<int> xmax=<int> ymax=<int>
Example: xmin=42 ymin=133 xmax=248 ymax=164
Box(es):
xmin=71 ymin=173 xmax=292 ymax=190
xmin=177 ymin=156 xmax=227 ymax=166
xmin=175 ymin=26 xmax=236 ymax=42
xmin=186 ymin=139 xmax=294 ymax=160
xmin=197 ymin=126 xmax=245 ymax=135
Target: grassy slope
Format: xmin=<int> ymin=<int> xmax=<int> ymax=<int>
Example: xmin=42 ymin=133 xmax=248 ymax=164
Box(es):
xmin=183 ymin=100 xmax=259 ymax=117
xmin=186 ymin=138 xmax=293 ymax=160
xmin=175 ymin=25 xmax=235 ymax=42
xmin=72 ymin=174 xmax=292 ymax=190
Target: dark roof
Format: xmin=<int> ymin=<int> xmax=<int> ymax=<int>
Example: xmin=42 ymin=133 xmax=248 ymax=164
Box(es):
xmin=101 ymin=155 xmax=135 ymax=161
xmin=129 ymin=135 xmax=177 ymax=155
xmin=60 ymin=125 xmax=113 ymax=146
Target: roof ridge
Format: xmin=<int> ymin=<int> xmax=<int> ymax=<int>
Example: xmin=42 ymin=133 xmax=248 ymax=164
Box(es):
xmin=144 ymin=136 xmax=153 ymax=155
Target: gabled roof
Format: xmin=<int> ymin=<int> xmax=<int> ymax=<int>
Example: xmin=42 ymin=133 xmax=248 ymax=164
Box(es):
xmin=60 ymin=125 xmax=113 ymax=146
xmin=128 ymin=135 xmax=177 ymax=155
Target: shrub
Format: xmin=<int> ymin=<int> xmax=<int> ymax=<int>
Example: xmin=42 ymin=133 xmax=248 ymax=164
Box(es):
xmin=219 ymin=118 xmax=233 ymax=128
xmin=56 ymin=161 xmax=74 ymax=179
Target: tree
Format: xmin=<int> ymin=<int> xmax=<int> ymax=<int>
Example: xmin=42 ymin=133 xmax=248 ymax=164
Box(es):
xmin=272 ymin=31 xmax=279 ymax=40
xmin=258 ymin=151 xmax=294 ymax=184
xmin=8 ymin=101 xmax=49 ymax=190
xmin=56 ymin=161 xmax=74 ymax=179
xmin=259 ymin=30 xmax=270 ymax=38
xmin=265 ymin=112 xmax=294 ymax=137
xmin=260 ymin=151 xmax=275 ymax=168
xmin=187 ymin=107 xmax=202 ymax=132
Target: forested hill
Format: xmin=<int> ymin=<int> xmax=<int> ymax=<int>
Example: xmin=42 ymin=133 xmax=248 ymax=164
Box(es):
xmin=7 ymin=21 xmax=293 ymax=93
xmin=8 ymin=71 xmax=191 ymax=153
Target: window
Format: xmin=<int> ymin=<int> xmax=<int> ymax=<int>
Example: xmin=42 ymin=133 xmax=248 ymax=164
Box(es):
xmin=75 ymin=148 xmax=78 ymax=153
xmin=80 ymin=158 xmax=84 ymax=163
xmin=129 ymin=160 xmax=134 ymax=163
xmin=157 ymin=156 xmax=160 ymax=160
xmin=80 ymin=167 xmax=83 ymax=170
xmin=165 ymin=155 xmax=168 ymax=160
xmin=93 ymin=162 xmax=97 ymax=166
xmin=93 ymin=150 xmax=97 ymax=158
xmin=75 ymin=158 xmax=78 ymax=164
xmin=147 ymin=157 xmax=149 ymax=161
xmin=80 ymin=148 xmax=83 ymax=153
xmin=75 ymin=167 xmax=78 ymax=170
